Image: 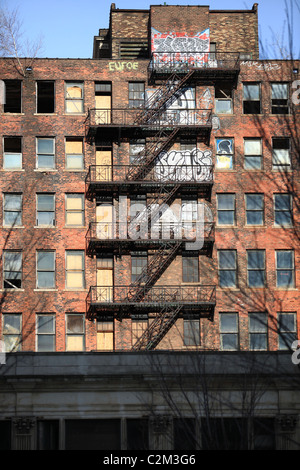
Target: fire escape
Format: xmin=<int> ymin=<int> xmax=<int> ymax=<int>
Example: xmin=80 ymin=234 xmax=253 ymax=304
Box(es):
xmin=85 ymin=49 xmax=240 ymax=350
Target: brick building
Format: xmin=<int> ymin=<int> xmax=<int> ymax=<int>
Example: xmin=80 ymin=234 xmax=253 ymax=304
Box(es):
xmin=0 ymin=2 xmax=299 ymax=450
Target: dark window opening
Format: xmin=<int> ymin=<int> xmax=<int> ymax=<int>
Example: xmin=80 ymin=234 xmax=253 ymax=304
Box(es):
xmin=0 ymin=421 xmax=11 ymax=450
xmin=201 ymin=418 xmax=248 ymax=450
xmin=215 ymin=82 xmax=233 ymax=114
xmin=174 ymin=418 xmax=196 ymax=450
xmin=127 ymin=419 xmax=149 ymax=450
xmin=37 ymin=81 xmax=55 ymax=113
xmin=65 ymin=419 xmax=121 ymax=450
xmin=4 ymin=80 xmax=22 ymax=113
xmin=253 ymin=418 xmax=276 ymax=450
xmin=37 ymin=420 xmax=59 ymax=450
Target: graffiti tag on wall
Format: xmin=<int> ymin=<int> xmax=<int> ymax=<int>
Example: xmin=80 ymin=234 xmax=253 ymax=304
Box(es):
xmin=241 ymin=61 xmax=281 ymax=71
xmin=108 ymin=62 xmax=138 ymax=72
xmin=155 ymin=148 xmax=213 ymax=182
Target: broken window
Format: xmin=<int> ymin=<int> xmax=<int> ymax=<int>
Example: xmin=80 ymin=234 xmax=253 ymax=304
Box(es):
xmin=272 ymin=137 xmax=291 ymax=169
xmin=37 ymin=81 xmax=55 ymax=113
xmin=3 ymin=193 xmax=22 ymax=226
xmin=36 ymin=314 xmax=56 ymax=351
xmin=271 ymin=83 xmax=289 ymax=114
xmin=220 ymin=313 xmax=239 ymax=350
xmin=37 ymin=137 xmax=55 ymax=169
xmin=65 ymin=314 xmax=85 ymax=351
xmin=4 ymin=80 xmax=22 ymax=113
xmin=3 ymin=251 xmax=22 ymax=289
xmin=2 ymin=314 xmax=22 ymax=352
xmin=36 ymin=194 xmax=55 ymax=226
xmin=243 ymin=83 xmax=261 ymax=114
xmin=215 ymin=83 xmax=233 ymax=114
xmin=244 ymin=138 xmax=262 ymax=170
xmin=65 ymin=138 xmax=84 ymax=169
xmin=247 ymin=250 xmax=265 ymax=287
xmin=3 ymin=136 xmax=22 ymax=169
xmin=36 ymin=251 xmax=55 ymax=289
xmin=65 ymin=82 xmax=84 ymax=113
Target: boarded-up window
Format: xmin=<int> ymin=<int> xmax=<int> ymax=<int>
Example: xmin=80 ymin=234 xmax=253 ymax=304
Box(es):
xmin=66 ymin=314 xmax=85 ymax=351
xmin=97 ymin=319 xmax=114 ymax=350
xmin=65 ymin=194 xmax=84 ymax=226
xmin=66 ymin=251 xmax=85 ymax=289
xmin=65 ymin=82 xmax=84 ymax=113
xmin=65 ymin=138 xmax=84 ymax=169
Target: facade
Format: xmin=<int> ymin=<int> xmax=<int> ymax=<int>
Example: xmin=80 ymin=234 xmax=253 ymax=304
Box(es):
xmin=0 ymin=2 xmax=299 ymax=450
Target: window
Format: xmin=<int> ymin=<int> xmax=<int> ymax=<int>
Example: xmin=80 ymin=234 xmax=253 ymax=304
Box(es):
xmin=274 ymin=194 xmax=292 ymax=226
xmin=218 ymin=250 xmax=237 ymax=287
xmin=36 ymin=314 xmax=55 ymax=351
xmin=65 ymin=194 xmax=84 ymax=226
xmin=184 ymin=318 xmax=200 ymax=346
xmin=97 ymin=319 xmax=114 ymax=351
xmin=3 ymin=137 xmax=22 ymax=169
xmin=36 ymin=81 xmax=55 ymax=113
xmin=65 ymin=138 xmax=84 ymax=169
xmin=4 ymin=80 xmax=22 ymax=113
xmin=180 ymin=139 xmax=197 ymax=151
xmin=217 ymin=194 xmax=235 ymax=225
xmin=66 ymin=314 xmax=85 ymax=351
xmin=244 ymin=138 xmax=262 ymax=170
xmin=37 ymin=137 xmax=55 ymax=169
xmin=276 ymin=250 xmax=295 ymax=288
xmin=243 ymin=83 xmax=261 ymax=114
xmin=220 ymin=313 xmax=238 ymax=350
xmin=127 ymin=419 xmax=149 ymax=451
xmin=182 ymin=256 xmax=199 ymax=283
xmin=245 ymin=194 xmax=264 ymax=225
xmin=278 ymin=313 xmax=296 ymax=350
xmin=132 ymin=315 xmax=148 ymax=344
xmin=36 ymin=251 xmax=55 ymax=289
xmin=247 ymin=250 xmax=265 ymax=287
xmin=215 ymin=82 xmax=233 ymax=114
xmin=3 ymin=194 xmax=22 ymax=226
xmin=128 ymin=82 xmax=144 ymax=108
xmin=2 ymin=314 xmax=22 ymax=352
xmin=271 ymin=83 xmax=289 ymax=114
xmin=249 ymin=313 xmax=268 ymax=350
xmin=119 ymin=40 xmax=148 ymax=59
xmin=66 ymin=251 xmax=85 ymax=289
xmin=65 ymin=82 xmax=84 ymax=113
xmin=131 ymin=254 xmax=147 ymax=282
xmin=3 ymin=251 xmax=22 ymax=289
xmin=216 ymin=138 xmax=234 ymax=169
xmin=129 ymin=139 xmax=145 ymax=164
xmin=36 ymin=194 xmax=55 ymax=226
xmin=181 ymin=199 xmax=198 ymax=222
xmin=272 ymin=138 xmax=290 ymax=169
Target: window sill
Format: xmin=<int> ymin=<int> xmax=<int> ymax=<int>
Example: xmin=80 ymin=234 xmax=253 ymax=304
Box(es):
xmin=64 ymin=169 xmax=86 ymax=172
xmin=273 ymin=225 xmax=294 ymax=228
xmin=63 ymin=226 xmax=86 ymax=229
xmin=275 ymin=287 xmax=297 ymax=291
xmin=34 ymin=289 xmax=57 ymax=292
xmin=63 ymin=289 xmax=88 ymax=292
xmin=34 ymin=169 xmax=57 ymax=172
xmin=217 ymin=287 xmax=240 ymax=291
xmin=1 ymin=288 xmax=25 ymax=292
xmin=216 ymin=225 xmax=238 ymax=228
xmin=3 ymin=225 xmax=25 ymax=229
xmin=1 ymin=169 xmax=24 ymax=172
xmin=1 ymin=112 xmax=25 ymax=115
xmin=33 ymin=113 xmax=57 ymax=116
xmin=34 ymin=226 xmax=56 ymax=229
xmin=64 ymin=113 xmax=86 ymax=116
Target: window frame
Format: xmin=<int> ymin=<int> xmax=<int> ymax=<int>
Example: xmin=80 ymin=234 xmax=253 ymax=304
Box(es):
xmin=182 ymin=256 xmax=199 ymax=283
xmin=36 ymin=80 xmax=55 ymax=114
xmin=128 ymin=82 xmax=145 ymax=108
xmin=3 ymin=250 xmax=22 ymax=289
xmin=3 ymin=80 xmax=22 ymax=113
xmin=36 ymin=250 xmax=56 ymax=289
xmin=2 ymin=313 xmax=22 ymax=352
xmin=183 ymin=318 xmax=200 ymax=346
xmin=131 ymin=254 xmax=147 ymax=283
xmin=218 ymin=250 xmax=237 ymax=288
xmin=217 ymin=193 xmax=235 ymax=226
xmin=219 ymin=312 xmax=239 ymax=351
xmin=36 ymin=193 xmax=55 ymax=227
xmin=36 ymin=137 xmax=55 ymax=169
xmin=3 ymin=193 xmax=22 ymax=227
xmin=216 ymin=138 xmax=234 ymax=170
xmin=249 ymin=312 xmax=268 ymax=351
xmin=65 ymin=193 xmax=85 ymax=227
xmin=243 ymin=82 xmax=261 ymax=114
xmin=36 ymin=313 xmax=56 ymax=352
xmin=65 ymin=137 xmax=84 ymax=170
xmin=215 ymin=82 xmax=233 ymax=115
xmin=3 ymin=136 xmax=22 ymax=170
xmin=271 ymin=82 xmax=289 ymax=115
xmin=244 ymin=138 xmax=262 ymax=170
xmin=65 ymin=250 xmax=85 ymax=289
xmin=278 ymin=312 xmax=297 ymax=350
xmin=64 ymin=81 xmax=84 ymax=114
xmin=272 ymin=137 xmax=291 ymax=169
xmin=247 ymin=250 xmax=266 ymax=288
xmin=65 ymin=313 xmax=85 ymax=351
xmin=245 ymin=194 xmax=264 ymax=226
xmin=274 ymin=193 xmax=293 ymax=227
xmin=276 ymin=250 xmax=295 ymax=288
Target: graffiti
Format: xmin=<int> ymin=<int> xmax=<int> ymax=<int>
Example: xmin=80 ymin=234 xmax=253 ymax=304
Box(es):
xmin=241 ymin=61 xmax=281 ymax=71
xmin=212 ymin=115 xmax=221 ymax=131
xmin=216 ymin=138 xmax=233 ymax=169
xmin=292 ymin=80 xmax=300 ymax=105
xmin=151 ymin=27 xmax=210 ymax=67
xmin=108 ymin=61 xmax=138 ymax=72
xmin=155 ymin=148 xmax=213 ymax=182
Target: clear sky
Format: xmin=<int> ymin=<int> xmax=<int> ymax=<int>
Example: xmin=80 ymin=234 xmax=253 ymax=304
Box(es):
xmin=1 ymin=0 xmax=300 ymax=59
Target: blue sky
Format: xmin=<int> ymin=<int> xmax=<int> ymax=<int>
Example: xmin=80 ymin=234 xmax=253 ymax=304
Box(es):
xmin=2 ymin=0 xmax=300 ymax=59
